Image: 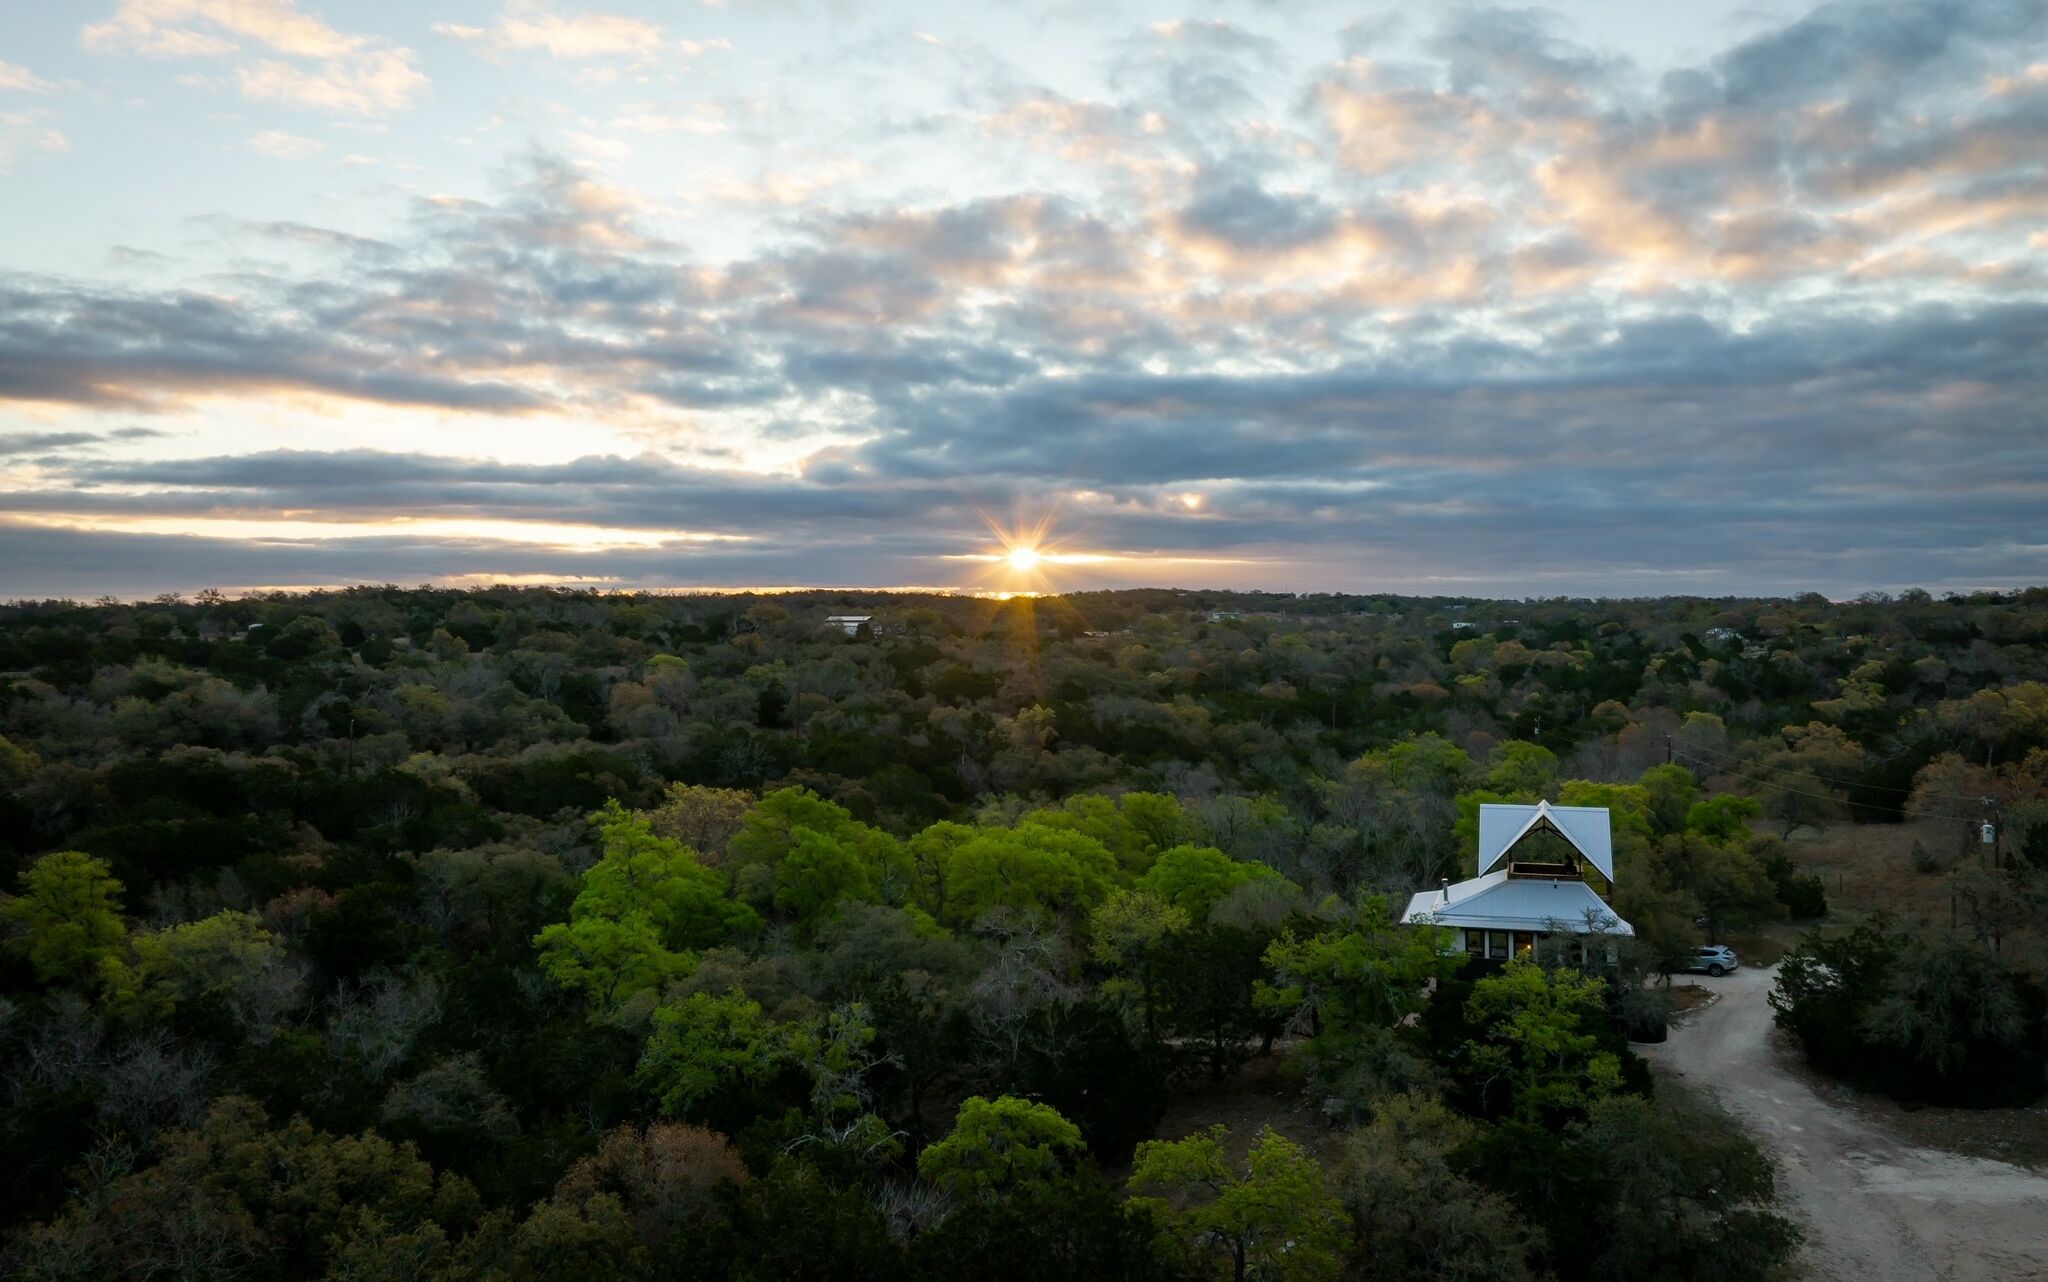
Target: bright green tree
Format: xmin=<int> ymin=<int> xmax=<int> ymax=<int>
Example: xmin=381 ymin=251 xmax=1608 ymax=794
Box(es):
xmin=1373 ymin=733 xmax=1474 ymax=793
xmin=635 ymin=991 xmax=790 ymax=1120
xmin=729 ymin=787 xmax=868 ymax=873
xmin=577 ymin=801 xmax=760 ymax=950
xmin=1128 ymin=1124 xmax=1347 ymax=1282
xmin=1260 ymin=895 xmax=1460 ymax=1046
xmin=906 ymin=820 xmax=976 ymax=923
xmin=1636 ymin=764 xmax=1699 ymax=835
xmin=536 ymin=802 xmax=760 ymax=1011
xmin=773 ymin=829 xmax=876 ymax=933
xmin=1484 ymin=741 xmax=1559 ymax=797
xmin=917 ymin=1095 xmax=1086 ymax=1198
xmin=1088 ymin=888 xmax=1187 ymax=1036
xmin=945 ymin=822 xmax=1118 ymax=922
xmin=1556 ymin=780 xmax=1654 ymax=843
xmin=1461 ymin=959 xmax=1624 ymax=1121
xmin=536 ymin=915 xmax=690 ymax=1012
xmin=1685 ymin=794 xmax=1761 ymax=841
xmin=1137 ymin=846 xmax=1282 ymax=921
xmin=4 ymin=850 xmax=132 ymax=995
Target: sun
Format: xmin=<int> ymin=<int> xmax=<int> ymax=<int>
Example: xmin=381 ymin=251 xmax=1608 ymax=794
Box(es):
xmin=1007 ymin=545 xmax=1041 ymax=573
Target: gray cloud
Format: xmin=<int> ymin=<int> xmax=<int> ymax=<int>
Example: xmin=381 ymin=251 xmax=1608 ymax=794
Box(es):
xmin=1707 ymin=0 xmax=2044 ymax=108
xmin=3 ymin=1 xmax=2046 ymax=597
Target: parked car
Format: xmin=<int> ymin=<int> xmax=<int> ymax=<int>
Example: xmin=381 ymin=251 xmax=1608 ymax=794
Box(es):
xmin=1685 ymin=944 xmax=1739 ymax=977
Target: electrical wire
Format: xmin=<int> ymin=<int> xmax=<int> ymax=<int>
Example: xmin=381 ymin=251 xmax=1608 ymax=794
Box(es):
xmin=1670 ymin=736 xmax=1999 ymax=804
xmin=1669 ymin=749 xmax=1983 ymax=825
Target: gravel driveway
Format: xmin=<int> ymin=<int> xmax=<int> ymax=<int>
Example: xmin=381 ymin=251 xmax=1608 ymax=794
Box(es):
xmin=1639 ymin=964 xmax=2048 ymax=1282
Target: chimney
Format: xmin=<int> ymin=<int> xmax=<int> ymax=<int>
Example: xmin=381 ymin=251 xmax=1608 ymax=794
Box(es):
xmin=1439 ymin=877 xmax=1450 ymax=905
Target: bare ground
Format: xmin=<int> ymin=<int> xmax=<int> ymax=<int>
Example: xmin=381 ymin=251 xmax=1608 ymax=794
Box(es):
xmin=1144 ymin=1049 xmax=1336 ymax=1167
xmin=1640 ymin=964 xmax=2048 ymax=1282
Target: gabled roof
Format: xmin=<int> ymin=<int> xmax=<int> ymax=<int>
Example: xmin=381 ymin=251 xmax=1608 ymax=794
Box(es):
xmin=1401 ymin=870 xmax=1632 ymax=936
xmin=1476 ymin=801 xmax=1614 ymax=882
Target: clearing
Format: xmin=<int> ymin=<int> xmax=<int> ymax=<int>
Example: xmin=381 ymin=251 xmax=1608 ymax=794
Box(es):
xmin=1641 ymin=963 xmax=2048 ymax=1282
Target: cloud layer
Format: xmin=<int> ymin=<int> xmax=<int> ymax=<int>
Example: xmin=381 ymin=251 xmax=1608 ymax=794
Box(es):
xmin=2 ymin=0 xmax=2045 ymax=598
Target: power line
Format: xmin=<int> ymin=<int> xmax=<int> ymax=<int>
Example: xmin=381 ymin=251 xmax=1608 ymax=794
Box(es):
xmin=1669 ymin=749 xmax=1977 ymax=825
xmin=1670 ymin=736 xmax=1995 ymax=804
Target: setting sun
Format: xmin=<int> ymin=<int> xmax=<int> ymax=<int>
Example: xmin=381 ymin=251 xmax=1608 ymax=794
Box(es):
xmin=1007 ymin=546 xmax=1041 ymax=573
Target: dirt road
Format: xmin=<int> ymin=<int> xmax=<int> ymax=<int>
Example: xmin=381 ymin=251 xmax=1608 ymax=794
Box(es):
xmin=1640 ymin=964 xmax=2048 ymax=1282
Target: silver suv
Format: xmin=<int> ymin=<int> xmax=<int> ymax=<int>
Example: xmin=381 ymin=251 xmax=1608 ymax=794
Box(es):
xmin=1685 ymin=944 xmax=1739 ymax=977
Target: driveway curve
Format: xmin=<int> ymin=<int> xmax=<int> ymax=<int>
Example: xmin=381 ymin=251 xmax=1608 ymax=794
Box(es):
xmin=1638 ymin=963 xmax=2048 ymax=1282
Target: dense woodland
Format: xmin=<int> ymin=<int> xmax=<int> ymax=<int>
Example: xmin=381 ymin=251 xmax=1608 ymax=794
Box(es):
xmin=3 ymin=585 xmax=2046 ymax=1281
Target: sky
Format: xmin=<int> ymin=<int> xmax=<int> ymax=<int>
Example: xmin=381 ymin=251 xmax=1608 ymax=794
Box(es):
xmin=0 ymin=0 xmax=2044 ymax=601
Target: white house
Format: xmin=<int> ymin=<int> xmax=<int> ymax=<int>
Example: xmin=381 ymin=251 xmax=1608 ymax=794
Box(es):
xmin=824 ymin=615 xmax=873 ymax=637
xmin=1401 ymin=800 xmax=1632 ymax=962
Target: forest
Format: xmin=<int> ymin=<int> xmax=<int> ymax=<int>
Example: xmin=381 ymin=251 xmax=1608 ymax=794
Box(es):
xmin=2 ymin=584 xmax=2045 ymax=1282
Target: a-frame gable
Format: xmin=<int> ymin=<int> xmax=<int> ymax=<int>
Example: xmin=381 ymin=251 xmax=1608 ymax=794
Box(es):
xmin=1475 ymin=800 xmax=1615 ymax=881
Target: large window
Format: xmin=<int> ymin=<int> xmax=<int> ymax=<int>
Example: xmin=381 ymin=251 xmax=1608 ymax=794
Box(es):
xmin=1465 ymin=930 xmax=1486 ymax=958
xmin=1487 ymin=930 xmax=1509 ymax=960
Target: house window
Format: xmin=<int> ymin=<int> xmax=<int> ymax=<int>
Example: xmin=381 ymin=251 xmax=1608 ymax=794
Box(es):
xmin=1513 ymin=932 xmax=1536 ymax=956
xmin=1487 ymin=930 xmax=1509 ymax=960
xmin=1464 ymin=930 xmax=1485 ymax=957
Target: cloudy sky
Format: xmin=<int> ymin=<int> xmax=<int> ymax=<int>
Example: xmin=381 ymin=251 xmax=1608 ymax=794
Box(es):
xmin=1 ymin=0 xmax=2044 ymax=599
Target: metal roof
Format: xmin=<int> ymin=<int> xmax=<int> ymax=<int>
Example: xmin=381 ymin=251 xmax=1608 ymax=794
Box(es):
xmin=1400 ymin=869 xmax=1632 ymax=936
xmin=1476 ymin=800 xmax=1615 ymax=882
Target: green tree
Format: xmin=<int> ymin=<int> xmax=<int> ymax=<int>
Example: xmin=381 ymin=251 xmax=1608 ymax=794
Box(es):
xmin=134 ymin=909 xmax=297 ymax=1036
xmin=577 ymin=800 xmax=760 ymax=951
xmin=7 ymin=1096 xmax=480 ymax=1282
xmin=910 ymin=1169 xmax=1178 ymax=1282
xmin=1137 ymin=845 xmax=1282 ymax=921
xmin=1260 ymin=895 xmax=1460 ymax=1050
xmin=535 ymin=914 xmax=689 ymax=1012
xmin=1555 ymin=780 xmax=1654 ymax=845
xmin=1331 ymin=1092 xmax=1539 ymax=1282
xmin=729 ymin=786 xmax=869 ymax=874
xmin=773 ymin=828 xmax=877 ymax=934
xmin=1459 ymin=959 xmax=1625 ymax=1123
xmin=635 ymin=990 xmax=791 ymax=1121
xmin=1088 ymin=888 xmax=1186 ymax=1036
xmin=1128 ymin=1124 xmax=1347 ymax=1282
xmin=917 ymin=1095 xmax=1086 ymax=1198
xmin=1658 ymin=834 xmax=1782 ymax=942
xmin=1156 ymin=926 xmax=1272 ymax=1082
xmin=1684 ymin=794 xmax=1761 ymax=841
xmin=4 ymin=851 xmax=132 ymax=995
xmin=1636 ymin=763 xmax=1698 ymax=835
xmin=945 ymin=823 xmax=1117 ymax=923
xmin=1573 ymin=1091 xmax=1800 ymax=1282
xmin=1484 ymin=741 xmax=1558 ymax=797
xmin=1375 ymin=732 xmax=1474 ymax=792
xmin=906 ymin=820 xmax=976 ymax=923
xmin=535 ymin=802 xmax=760 ymax=1011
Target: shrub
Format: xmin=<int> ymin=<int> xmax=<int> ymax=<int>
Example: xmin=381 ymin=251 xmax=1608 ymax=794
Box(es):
xmin=1771 ymin=918 xmax=2046 ymax=1106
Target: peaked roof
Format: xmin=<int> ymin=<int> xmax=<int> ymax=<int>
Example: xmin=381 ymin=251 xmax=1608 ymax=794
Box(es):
xmin=1476 ymin=801 xmax=1614 ymax=881
xmin=1401 ymin=870 xmax=1632 ymax=936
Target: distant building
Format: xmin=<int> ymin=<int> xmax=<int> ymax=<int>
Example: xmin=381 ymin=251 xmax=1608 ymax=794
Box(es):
xmin=1208 ymin=610 xmax=1242 ymax=622
xmin=1402 ymin=801 xmax=1632 ymax=963
xmin=824 ymin=615 xmax=873 ymax=637
xmin=1704 ymin=627 xmax=1742 ymax=643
